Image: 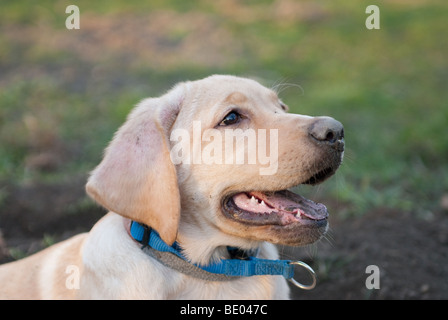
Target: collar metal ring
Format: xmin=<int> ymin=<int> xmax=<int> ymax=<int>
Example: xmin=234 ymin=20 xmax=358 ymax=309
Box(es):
xmin=288 ymin=261 xmax=317 ymax=290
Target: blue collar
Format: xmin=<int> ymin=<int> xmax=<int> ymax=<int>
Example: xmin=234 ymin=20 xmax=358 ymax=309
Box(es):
xmin=130 ymin=221 xmax=316 ymax=290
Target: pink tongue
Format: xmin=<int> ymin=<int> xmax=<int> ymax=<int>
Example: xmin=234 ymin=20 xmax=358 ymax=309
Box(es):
xmin=232 ymin=192 xmax=299 ymax=214
xmin=232 ymin=193 xmax=274 ymax=214
xmin=232 ymin=191 xmax=328 ymax=220
xmin=250 ymin=191 xmax=300 ymax=212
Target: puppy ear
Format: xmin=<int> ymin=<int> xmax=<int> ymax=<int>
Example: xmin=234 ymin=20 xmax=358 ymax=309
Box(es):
xmin=86 ymin=84 xmax=186 ymax=245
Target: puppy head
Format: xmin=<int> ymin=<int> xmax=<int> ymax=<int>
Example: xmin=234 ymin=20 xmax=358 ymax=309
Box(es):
xmin=170 ymin=75 xmax=344 ymax=247
xmin=86 ymin=75 xmax=344 ymax=249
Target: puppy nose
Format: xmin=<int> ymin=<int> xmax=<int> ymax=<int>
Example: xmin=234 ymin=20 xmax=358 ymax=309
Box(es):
xmin=309 ymin=117 xmax=344 ymax=145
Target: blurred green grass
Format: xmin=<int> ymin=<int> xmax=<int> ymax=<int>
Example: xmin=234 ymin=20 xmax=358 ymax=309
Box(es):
xmin=0 ymin=0 xmax=447 ymax=217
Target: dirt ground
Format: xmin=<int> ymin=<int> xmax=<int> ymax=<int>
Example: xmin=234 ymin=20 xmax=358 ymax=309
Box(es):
xmin=289 ymin=208 xmax=448 ymax=299
xmin=0 ymin=178 xmax=447 ymax=300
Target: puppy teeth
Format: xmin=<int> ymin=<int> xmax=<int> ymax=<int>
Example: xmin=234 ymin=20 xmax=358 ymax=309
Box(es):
xmin=248 ymin=195 xmax=267 ymax=207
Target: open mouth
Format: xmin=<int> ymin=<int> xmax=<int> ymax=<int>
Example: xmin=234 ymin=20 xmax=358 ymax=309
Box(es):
xmin=221 ymin=167 xmax=336 ymax=244
xmin=223 ymin=190 xmax=328 ymax=227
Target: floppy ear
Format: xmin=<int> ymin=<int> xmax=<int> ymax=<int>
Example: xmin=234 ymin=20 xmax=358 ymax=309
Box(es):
xmin=86 ymin=84 xmax=186 ymax=245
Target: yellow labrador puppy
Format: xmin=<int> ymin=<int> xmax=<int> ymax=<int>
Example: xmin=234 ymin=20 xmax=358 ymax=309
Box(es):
xmin=0 ymin=75 xmax=344 ymax=299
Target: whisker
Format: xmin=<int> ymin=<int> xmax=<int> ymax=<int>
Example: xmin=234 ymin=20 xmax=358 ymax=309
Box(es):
xmin=305 ymin=243 xmax=319 ymax=260
xmin=272 ymin=82 xmax=305 ymax=96
xmin=271 ymin=78 xmax=305 ymax=96
xmin=270 ymin=77 xmax=287 ymax=91
xmin=322 ymin=228 xmax=335 ymax=247
xmin=341 ymin=148 xmax=355 ymax=164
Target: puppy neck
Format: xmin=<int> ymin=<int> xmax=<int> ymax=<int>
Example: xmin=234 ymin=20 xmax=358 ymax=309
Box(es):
xmin=176 ymin=221 xmax=263 ymax=266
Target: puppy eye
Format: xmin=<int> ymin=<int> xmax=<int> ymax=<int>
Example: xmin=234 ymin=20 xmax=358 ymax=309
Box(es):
xmin=219 ymin=111 xmax=241 ymax=126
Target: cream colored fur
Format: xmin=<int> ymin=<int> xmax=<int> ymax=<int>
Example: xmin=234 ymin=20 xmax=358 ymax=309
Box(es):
xmin=0 ymin=75 xmax=341 ymax=299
